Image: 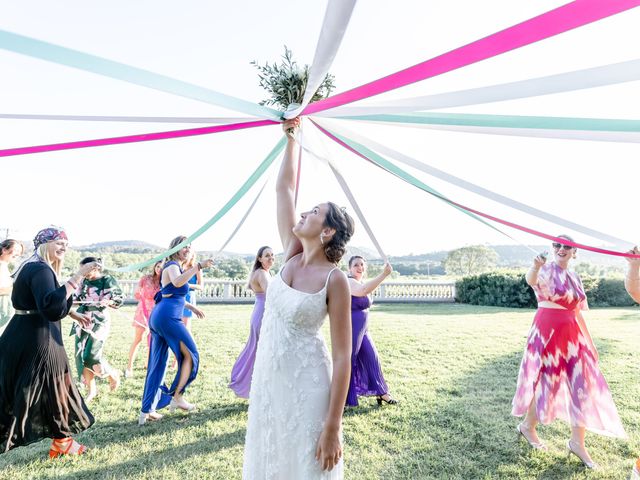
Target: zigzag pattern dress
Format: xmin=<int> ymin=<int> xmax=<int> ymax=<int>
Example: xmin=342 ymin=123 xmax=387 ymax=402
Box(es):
xmin=511 ymin=262 xmax=626 ymax=438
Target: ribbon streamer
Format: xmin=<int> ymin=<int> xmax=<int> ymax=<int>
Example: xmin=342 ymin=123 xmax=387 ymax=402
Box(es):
xmin=385 ymin=123 xmax=640 ymax=144
xmin=0 ymin=29 xmax=282 ymax=120
xmin=302 ymin=0 xmax=640 ymax=115
xmin=318 ymin=58 xmax=640 ymax=116
xmin=309 ymin=120 xmax=517 ymax=242
xmin=113 ymin=137 xmax=286 ymax=272
xmin=283 ymin=0 xmax=358 ymax=119
xmin=315 ymin=117 xmax=634 ymax=248
xmin=340 ymin=112 xmax=640 ymax=133
xmin=0 ymin=113 xmax=255 ymax=124
xmin=211 ymin=175 xmax=272 ymax=258
xmin=295 ymin=128 xmax=388 ymax=262
xmin=316 ymin=122 xmax=640 ymax=259
xmin=0 ymin=118 xmax=277 ymax=157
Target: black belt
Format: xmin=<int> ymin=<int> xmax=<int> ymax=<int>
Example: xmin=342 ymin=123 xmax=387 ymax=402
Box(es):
xmin=14 ymin=309 xmax=38 ymax=315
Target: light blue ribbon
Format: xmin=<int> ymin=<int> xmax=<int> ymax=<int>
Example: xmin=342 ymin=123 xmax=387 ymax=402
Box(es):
xmin=338 ymin=112 xmax=640 ymax=132
xmin=113 ymin=137 xmax=286 ymax=272
xmin=0 ymin=29 xmax=282 ymax=121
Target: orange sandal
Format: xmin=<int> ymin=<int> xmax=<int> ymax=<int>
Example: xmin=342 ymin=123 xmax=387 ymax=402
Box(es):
xmin=49 ymin=438 xmax=87 ymax=459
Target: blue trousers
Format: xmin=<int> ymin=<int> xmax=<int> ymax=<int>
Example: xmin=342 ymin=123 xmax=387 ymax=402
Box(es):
xmin=140 ymin=296 xmax=199 ymax=413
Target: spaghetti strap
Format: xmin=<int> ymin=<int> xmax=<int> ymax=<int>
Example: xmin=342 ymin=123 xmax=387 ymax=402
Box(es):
xmin=323 ymin=267 xmax=339 ymax=290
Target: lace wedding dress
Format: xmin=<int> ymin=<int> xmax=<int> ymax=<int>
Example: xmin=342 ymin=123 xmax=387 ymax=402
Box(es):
xmin=243 ymin=263 xmax=343 ymax=479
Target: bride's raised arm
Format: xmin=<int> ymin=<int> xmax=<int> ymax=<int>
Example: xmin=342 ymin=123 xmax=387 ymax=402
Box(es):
xmin=276 ymin=118 xmax=303 ymax=261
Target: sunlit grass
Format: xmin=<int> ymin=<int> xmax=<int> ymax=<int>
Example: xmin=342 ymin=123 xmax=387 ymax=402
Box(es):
xmin=0 ymin=304 xmax=638 ymax=479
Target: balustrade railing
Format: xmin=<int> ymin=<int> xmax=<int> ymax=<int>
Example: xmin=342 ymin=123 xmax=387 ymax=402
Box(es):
xmin=118 ymin=279 xmax=456 ymax=304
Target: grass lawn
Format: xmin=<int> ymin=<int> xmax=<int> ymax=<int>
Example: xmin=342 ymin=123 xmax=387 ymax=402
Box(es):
xmin=0 ymin=303 xmax=638 ymax=479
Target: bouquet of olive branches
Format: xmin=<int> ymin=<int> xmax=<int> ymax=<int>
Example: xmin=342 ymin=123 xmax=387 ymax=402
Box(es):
xmin=252 ymin=46 xmax=335 ymax=115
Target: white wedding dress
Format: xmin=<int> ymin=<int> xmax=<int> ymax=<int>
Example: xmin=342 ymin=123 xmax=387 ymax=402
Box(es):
xmin=243 ymin=261 xmax=343 ymax=479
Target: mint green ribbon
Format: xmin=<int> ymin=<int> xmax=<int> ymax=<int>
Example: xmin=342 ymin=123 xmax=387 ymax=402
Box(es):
xmin=323 ymin=126 xmax=511 ymax=238
xmin=337 ymin=112 xmax=640 ymax=132
xmin=113 ymin=137 xmax=286 ymax=272
xmin=0 ymin=30 xmax=282 ymax=121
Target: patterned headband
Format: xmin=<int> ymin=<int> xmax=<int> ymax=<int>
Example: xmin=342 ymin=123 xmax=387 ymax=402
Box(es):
xmin=33 ymin=226 xmax=68 ymax=248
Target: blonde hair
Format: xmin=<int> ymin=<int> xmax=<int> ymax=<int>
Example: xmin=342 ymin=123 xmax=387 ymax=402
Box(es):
xmin=38 ymin=242 xmax=63 ymax=277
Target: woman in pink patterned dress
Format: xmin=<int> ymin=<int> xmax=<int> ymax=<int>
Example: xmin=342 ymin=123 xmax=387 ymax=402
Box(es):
xmin=512 ymin=235 xmax=625 ymax=469
xmin=125 ymin=261 xmax=162 ymax=378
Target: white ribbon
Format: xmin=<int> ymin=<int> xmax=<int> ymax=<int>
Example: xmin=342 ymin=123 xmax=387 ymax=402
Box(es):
xmin=314 ymin=117 xmax=634 ymax=249
xmin=317 ymin=58 xmax=640 ymax=116
xmin=283 ymin=0 xmax=358 ymax=119
xmin=295 ymin=127 xmax=388 ymax=262
xmin=346 ymin=118 xmax=640 ymax=144
xmin=0 ymin=113 xmax=254 ymax=124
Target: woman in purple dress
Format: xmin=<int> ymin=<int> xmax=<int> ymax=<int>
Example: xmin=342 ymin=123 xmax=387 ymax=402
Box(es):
xmin=229 ymin=246 xmax=275 ymax=398
xmin=345 ymin=256 xmax=396 ymax=407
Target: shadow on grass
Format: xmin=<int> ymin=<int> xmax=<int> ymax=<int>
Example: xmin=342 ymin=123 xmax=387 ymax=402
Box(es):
xmin=380 ymin=348 xmax=628 ymax=479
xmin=0 ymin=402 xmax=248 ymax=472
xmin=52 ymin=428 xmax=246 ymax=480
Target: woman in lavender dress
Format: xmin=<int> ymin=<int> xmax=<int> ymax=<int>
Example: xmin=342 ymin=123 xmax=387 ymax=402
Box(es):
xmin=345 ymin=256 xmax=397 ymax=407
xmin=229 ymin=246 xmax=275 ymax=398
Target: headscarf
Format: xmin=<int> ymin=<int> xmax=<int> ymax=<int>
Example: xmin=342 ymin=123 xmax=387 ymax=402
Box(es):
xmin=12 ymin=226 xmax=68 ymax=279
xmin=33 ymin=226 xmax=67 ymax=248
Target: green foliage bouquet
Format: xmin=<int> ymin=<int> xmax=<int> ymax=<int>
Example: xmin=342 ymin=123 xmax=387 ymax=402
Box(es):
xmin=252 ymin=46 xmax=335 ymax=114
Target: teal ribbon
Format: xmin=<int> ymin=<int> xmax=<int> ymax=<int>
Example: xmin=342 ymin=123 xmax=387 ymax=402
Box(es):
xmin=0 ymin=30 xmax=282 ymax=121
xmin=336 ymin=112 xmax=640 ymax=132
xmin=320 ymin=125 xmax=511 ymax=238
xmin=113 ymin=137 xmax=286 ymax=272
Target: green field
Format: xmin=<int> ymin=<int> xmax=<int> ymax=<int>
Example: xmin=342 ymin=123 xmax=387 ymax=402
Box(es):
xmin=1 ymin=304 xmax=638 ymax=479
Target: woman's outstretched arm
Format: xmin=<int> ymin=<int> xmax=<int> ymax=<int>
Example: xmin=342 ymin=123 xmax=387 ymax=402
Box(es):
xmin=276 ymin=118 xmax=303 ymax=261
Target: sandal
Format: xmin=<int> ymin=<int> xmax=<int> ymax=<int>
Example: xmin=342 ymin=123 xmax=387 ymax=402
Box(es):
xmin=170 ymin=398 xmax=196 ymax=413
xmin=138 ymin=411 xmax=163 ymax=426
xmin=377 ymin=394 xmax=398 ymax=406
xmin=516 ymin=423 xmax=547 ymax=451
xmin=49 ymin=438 xmax=87 ymax=459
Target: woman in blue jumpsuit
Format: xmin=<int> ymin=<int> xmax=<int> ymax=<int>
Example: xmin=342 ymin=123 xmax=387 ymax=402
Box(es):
xmin=139 ymin=237 xmax=214 ymax=425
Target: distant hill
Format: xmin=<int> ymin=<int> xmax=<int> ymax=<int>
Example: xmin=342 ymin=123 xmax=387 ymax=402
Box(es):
xmin=70 ymin=240 xmax=628 ymax=271
xmin=75 ymin=240 xmax=163 ymax=254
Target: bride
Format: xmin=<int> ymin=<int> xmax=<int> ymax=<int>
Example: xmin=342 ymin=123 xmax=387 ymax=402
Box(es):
xmin=243 ymin=118 xmax=353 ymax=479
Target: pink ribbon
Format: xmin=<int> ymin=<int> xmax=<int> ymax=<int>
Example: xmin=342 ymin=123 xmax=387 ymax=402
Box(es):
xmin=313 ymin=120 xmax=640 ymax=259
xmin=303 ymin=0 xmax=640 ymax=115
xmin=0 ymin=119 xmax=277 ymax=157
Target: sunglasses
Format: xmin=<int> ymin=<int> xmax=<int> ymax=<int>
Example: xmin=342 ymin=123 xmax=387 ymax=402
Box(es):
xmin=552 ymin=243 xmax=574 ymax=251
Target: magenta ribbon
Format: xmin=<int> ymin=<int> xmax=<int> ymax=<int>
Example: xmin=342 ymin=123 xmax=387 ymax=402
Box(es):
xmin=313 ymin=120 xmax=640 ymax=259
xmin=303 ymin=0 xmax=640 ymax=115
xmin=0 ymin=119 xmax=277 ymax=157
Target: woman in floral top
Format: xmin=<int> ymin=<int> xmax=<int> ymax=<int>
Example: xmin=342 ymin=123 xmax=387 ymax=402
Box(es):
xmin=69 ymin=256 xmax=124 ymax=402
xmin=512 ymin=235 xmax=625 ymax=469
xmin=125 ymin=261 xmax=162 ymax=378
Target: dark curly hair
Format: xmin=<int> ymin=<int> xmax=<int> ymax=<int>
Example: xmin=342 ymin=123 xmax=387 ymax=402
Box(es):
xmin=323 ymin=202 xmax=355 ymax=264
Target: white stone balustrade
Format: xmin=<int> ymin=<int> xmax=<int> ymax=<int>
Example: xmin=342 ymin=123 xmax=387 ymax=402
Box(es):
xmin=117 ymin=279 xmax=456 ymax=304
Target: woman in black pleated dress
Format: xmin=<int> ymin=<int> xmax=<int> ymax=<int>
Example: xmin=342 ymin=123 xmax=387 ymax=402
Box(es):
xmin=0 ymin=227 xmax=98 ymax=458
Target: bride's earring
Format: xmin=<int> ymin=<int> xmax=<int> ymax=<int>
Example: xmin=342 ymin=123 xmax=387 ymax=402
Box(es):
xmin=319 ymin=233 xmax=325 ymax=246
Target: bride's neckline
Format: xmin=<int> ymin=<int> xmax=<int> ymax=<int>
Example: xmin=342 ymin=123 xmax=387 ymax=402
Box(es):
xmin=278 ymin=269 xmax=329 ymax=296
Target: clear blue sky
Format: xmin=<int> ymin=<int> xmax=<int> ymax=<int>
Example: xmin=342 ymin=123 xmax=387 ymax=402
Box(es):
xmin=1 ymin=1 xmax=639 ymax=257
